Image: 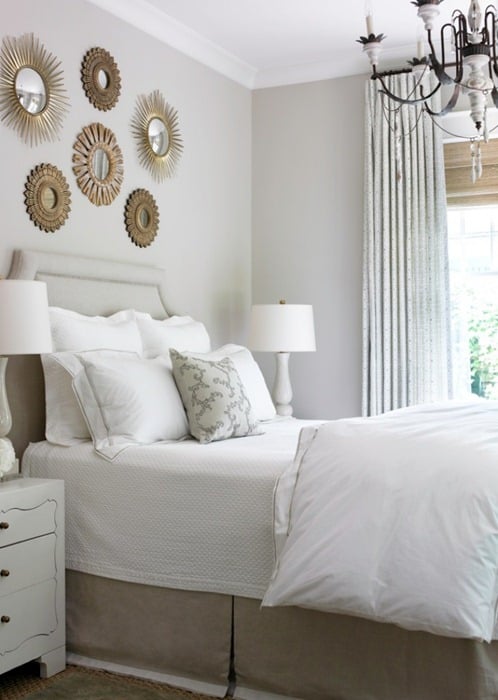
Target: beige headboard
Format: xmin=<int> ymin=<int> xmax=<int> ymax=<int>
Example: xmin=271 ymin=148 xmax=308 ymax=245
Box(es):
xmin=7 ymin=249 xmax=171 ymax=460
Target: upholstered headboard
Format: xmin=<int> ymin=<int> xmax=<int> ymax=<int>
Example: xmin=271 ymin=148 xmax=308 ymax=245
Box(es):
xmin=7 ymin=249 xmax=171 ymax=459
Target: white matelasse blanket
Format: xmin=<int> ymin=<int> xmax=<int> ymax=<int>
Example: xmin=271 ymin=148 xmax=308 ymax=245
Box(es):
xmin=263 ymin=399 xmax=498 ymax=642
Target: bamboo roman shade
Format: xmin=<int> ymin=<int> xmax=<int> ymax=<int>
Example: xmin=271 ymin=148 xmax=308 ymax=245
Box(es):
xmin=444 ymin=139 xmax=498 ymax=207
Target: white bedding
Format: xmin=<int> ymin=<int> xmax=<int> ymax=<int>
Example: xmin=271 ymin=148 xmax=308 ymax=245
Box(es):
xmin=23 ymin=417 xmax=321 ymax=599
xmin=263 ymin=399 xmax=498 ymax=641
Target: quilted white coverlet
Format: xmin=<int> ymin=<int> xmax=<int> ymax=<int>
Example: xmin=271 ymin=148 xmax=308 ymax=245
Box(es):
xmin=23 ymin=418 xmax=321 ymax=598
xmin=263 ymin=400 xmax=498 ymax=641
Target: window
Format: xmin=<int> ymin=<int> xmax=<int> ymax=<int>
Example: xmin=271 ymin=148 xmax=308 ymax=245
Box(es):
xmin=448 ymin=206 xmax=498 ymax=398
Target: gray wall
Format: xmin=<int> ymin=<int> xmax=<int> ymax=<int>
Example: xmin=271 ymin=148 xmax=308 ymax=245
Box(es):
xmin=1 ymin=0 xmax=252 ymax=348
xmin=3 ymin=0 xmax=366 ymax=421
xmin=252 ymin=76 xmax=365 ymax=419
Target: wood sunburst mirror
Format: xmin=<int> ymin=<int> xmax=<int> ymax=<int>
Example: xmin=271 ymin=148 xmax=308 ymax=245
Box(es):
xmin=131 ymin=90 xmax=183 ymax=182
xmin=81 ymin=47 xmax=121 ymax=112
xmin=24 ymin=163 xmax=71 ymax=233
xmin=72 ymin=122 xmax=124 ymax=206
xmin=0 ymin=33 xmax=69 ymax=146
xmin=124 ymin=189 xmax=159 ymax=248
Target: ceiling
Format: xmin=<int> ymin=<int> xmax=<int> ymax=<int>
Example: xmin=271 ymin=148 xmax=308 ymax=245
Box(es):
xmin=87 ymin=0 xmax=470 ymax=89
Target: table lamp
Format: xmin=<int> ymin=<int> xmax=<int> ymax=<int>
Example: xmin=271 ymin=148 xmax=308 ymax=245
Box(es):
xmin=0 ymin=280 xmax=52 ymax=475
xmin=249 ymin=301 xmax=316 ymax=416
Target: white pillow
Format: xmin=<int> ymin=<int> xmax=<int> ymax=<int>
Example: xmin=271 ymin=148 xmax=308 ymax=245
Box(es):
xmin=72 ymin=354 xmax=189 ymax=460
xmin=170 ymin=350 xmax=262 ymax=444
xmin=183 ymin=345 xmax=275 ymax=421
xmin=49 ymin=307 xmax=142 ymax=353
xmin=135 ymin=312 xmax=211 ymax=358
xmin=42 ymin=350 xmax=138 ymax=446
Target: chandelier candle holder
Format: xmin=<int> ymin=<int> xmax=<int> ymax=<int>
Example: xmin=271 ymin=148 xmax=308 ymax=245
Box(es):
xmin=358 ymin=0 xmax=498 ymax=181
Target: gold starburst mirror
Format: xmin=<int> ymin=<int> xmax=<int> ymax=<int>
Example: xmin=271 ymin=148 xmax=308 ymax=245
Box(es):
xmin=131 ymin=90 xmax=183 ymax=182
xmin=72 ymin=122 xmax=124 ymax=206
xmin=24 ymin=163 xmax=71 ymax=233
xmin=81 ymin=47 xmax=121 ymax=112
xmin=0 ymin=33 xmax=69 ymax=146
xmin=125 ymin=189 xmax=159 ymax=248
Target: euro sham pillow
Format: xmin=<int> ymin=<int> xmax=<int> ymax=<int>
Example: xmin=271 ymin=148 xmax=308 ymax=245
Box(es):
xmin=49 ymin=307 xmax=142 ymax=353
xmin=186 ymin=345 xmax=275 ymax=421
xmin=42 ymin=350 xmax=139 ymax=446
xmin=72 ymin=354 xmax=189 ymax=460
xmin=170 ymin=349 xmax=262 ymax=444
xmin=135 ymin=312 xmax=211 ymax=358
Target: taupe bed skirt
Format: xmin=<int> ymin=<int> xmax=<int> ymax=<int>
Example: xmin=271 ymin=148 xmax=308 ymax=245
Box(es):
xmin=67 ymin=570 xmax=498 ymax=700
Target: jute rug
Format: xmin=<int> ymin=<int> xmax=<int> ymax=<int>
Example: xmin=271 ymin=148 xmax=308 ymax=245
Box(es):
xmin=0 ymin=662 xmax=222 ymax=699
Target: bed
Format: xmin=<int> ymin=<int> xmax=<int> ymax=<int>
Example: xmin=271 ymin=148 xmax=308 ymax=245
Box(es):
xmin=8 ymin=248 xmax=498 ymax=700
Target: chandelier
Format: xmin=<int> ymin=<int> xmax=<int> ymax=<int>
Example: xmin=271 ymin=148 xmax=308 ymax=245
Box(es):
xmin=358 ymin=0 xmax=498 ymax=180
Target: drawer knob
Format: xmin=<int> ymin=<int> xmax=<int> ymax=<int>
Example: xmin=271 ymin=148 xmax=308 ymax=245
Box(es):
xmin=1 ymin=616 xmax=10 ymax=623
xmin=0 ymin=522 xmax=9 ymax=530
xmin=0 ymin=570 xmax=9 ymax=577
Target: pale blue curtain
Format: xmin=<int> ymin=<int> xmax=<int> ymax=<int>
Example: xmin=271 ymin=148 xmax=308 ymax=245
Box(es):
xmin=362 ymin=74 xmax=453 ymax=416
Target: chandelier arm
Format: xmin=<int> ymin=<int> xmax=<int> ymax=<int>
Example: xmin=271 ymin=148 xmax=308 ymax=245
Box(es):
xmin=492 ymin=86 xmax=498 ymax=109
xmin=423 ymin=83 xmax=462 ymax=117
xmin=376 ymin=75 xmax=441 ymax=106
xmin=429 ymin=23 xmax=462 ymax=85
xmin=485 ymin=8 xmax=498 ymax=80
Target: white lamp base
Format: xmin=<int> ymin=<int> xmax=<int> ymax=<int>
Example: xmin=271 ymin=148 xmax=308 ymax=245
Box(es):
xmin=0 ymin=356 xmax=12 ymax=438
xmin=273 ymin=352 xmax=293 ymax=417
xmin=0 ymin=357 xmax=16 ymax=478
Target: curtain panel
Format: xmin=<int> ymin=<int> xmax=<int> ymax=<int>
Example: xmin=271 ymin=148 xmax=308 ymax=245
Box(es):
xmin=362 ymin=74 xmax=452 ymax=416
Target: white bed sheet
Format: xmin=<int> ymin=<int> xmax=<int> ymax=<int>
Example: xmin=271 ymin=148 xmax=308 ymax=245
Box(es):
xmin=23 ymin=417 xmax=322 ymax=598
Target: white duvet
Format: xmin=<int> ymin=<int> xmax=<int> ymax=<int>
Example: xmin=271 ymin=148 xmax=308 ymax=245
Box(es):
xmin=263 ymin=399 xmax=498 ymax=641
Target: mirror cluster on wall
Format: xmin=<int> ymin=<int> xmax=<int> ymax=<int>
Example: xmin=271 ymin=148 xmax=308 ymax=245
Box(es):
xmin=0 ymin=33 xmax=69 ymax=146
xmin=72 ymin=122 xmax=124 ymax=206
xmin=131 ymin=89 xmax=183 ymax=182
xmin=0 ymin=32 xmax=184 ymax=247
xmin=81 ymin=46 xmax=121 ymax=112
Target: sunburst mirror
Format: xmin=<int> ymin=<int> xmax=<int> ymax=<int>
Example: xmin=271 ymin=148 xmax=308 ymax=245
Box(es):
xmin=24 ymin=163 xmax=71 ymax=233
xmin=81 ymin=47 xmax=121 ymax=112
xmin=131 ymin=90 xmax=183 ymax=182
xmin=0 ymin=33 xmax=69 ymax=146
xmin=125 ymin=188 xmax=159 ymax=248
xmin=72 ymin=122 xmax=124 ymax=206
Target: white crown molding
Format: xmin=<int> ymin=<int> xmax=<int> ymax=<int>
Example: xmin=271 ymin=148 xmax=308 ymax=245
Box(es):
xmin=84 ymin=1 xmax=433 ymax=90
xmin=85 ymin=0 xmax=257 ymax=88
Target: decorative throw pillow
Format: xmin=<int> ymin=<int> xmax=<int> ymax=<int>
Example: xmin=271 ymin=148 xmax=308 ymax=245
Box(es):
xmin=185 ymin=345 xmax=275 ymax=421
xmin=170 ymin=349 xmax=262 ymax=444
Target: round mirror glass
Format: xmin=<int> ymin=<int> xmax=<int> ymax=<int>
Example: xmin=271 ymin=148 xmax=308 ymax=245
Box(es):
xmin=41 ymin=186 xmax=58 ymax=210
xmin=148 ymin=117 xmax=169 ymax=156
xmin=138 ymin=205 xmax=150 ymax=229
xmin=92 ymin=148 xmax=110 ymax=181
xmin=16 ymin=67 xmax=47 ymax=114
xmin=97 ymin=68 xmax=109 ymax=90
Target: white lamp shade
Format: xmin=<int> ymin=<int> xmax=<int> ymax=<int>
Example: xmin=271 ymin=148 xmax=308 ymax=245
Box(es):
xmin=249 ymin=304 xmax=316 ymax=353
xmin=0 ymin=280 xmax=52 ymax=355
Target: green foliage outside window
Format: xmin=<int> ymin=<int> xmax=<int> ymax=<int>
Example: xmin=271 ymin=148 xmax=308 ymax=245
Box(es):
xmin=468 ymin=304 xmax=498 ymax=398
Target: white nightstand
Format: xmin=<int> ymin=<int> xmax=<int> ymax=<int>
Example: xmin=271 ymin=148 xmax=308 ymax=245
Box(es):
xmin=0 ymin=478 xmax=65 ymax=678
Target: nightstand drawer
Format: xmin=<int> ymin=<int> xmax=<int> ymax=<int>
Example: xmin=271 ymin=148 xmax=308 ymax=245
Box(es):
xmin=0 ymin=534 xmax=56 ymax=597
xmin=0 ymin=498 xmax=57 ymax=548
xmin=0 ymin=579 xmax=58 ymax=655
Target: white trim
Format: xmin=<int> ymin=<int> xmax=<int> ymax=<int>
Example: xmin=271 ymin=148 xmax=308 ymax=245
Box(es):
xmin=85 ymin=0 xmax=257 ymax=88
xmin=67 ymin=652 xmax=228 ymax=697
xmin=84 ymin=0 xmax=410 ymax=89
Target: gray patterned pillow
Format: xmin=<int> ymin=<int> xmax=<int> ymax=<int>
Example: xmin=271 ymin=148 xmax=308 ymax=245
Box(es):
xmin=170 ymin=349 xmax=262 ymax=444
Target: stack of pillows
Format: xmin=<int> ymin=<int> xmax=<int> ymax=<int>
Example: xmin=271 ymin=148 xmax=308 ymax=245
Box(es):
xmin=42 ymin=307 xmax=276 ymax=460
